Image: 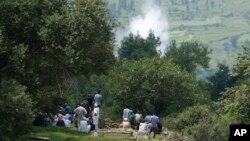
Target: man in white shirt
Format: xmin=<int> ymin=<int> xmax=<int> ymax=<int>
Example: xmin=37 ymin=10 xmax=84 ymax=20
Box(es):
xmin=74 ymin=104 xmax=87 ymax=128
xmin=79 ymin=119 xmax=91 ymax=133
xmin=123 ymin=108 xmax=131 ymax=121
xmin=93 ymin=104 xmax=100 ymax=130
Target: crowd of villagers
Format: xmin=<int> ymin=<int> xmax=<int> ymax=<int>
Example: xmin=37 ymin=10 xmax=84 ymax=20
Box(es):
xmin=32 ymin=90 xmax=162 ymax=138
xmin=33 ymin=91 xmax=102 ymax=133
xmin=121 ymin=107 xmax=162 ymax=138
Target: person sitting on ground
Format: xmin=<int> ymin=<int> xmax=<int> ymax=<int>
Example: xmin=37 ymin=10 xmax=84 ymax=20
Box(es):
xmin=119 ymin=118 xmax=131 ymax=129
xmin=58 ymin=106 xmax=65 ymax=115
xmin=43 ymin=113 xmax=53 ymax=126
xmin=32 ymin=112 xmax=45 ymax=126
xmin=56 ymin=114 xmax=65 ymax=127
xmin=79 ymin=117 xmax=91 ymax=133
xmin=53 ymin=115 xmax=58 ymax=126
xmin=138 ymin=120 xmax=151 ymax=135
xmin=63 ymin=114 xmax=72 ymax=128
xmin=64 ymin=113 xmax=72 ymax=122
xmin=64 ymin=103 xmax=73 ymax=115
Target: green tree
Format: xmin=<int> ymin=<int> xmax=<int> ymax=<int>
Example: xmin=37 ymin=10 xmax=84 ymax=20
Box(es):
xmin=164 ymin=105 xmax=213 ymax=132
xmin=0 ymin=0 xmax=116 ymax=138
xmin=219 ymin=46 xmax=250 ymax=123
xmin=108 ymin=57 xmax=204 ymax=114
xmin=208 ymin=64 xmax=237 ymax=100
xmin=118 ymin=31 xmax=160 ymax=60
xmin=0 ymin=79 xmax=33 ymax=141
xmin=0 ymin=0 xmax=115 ymax=111
xmin=165 ymin=40 xmax=212 ymax=73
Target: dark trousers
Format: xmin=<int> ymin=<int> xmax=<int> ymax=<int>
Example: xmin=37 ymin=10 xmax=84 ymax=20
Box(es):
xmin=150 ymin=127 xmax=159 ymax=138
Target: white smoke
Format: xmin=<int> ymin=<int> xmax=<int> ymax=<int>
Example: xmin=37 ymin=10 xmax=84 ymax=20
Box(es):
xmin=115 ymin=0 xmax=169 ymax=56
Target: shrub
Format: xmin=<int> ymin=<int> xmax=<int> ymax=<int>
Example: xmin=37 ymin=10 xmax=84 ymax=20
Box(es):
xmin=164 ymin=105 xmax=213 ymax=132
xmin=163 ymin=105 xmax=230 ymax=141
xmin=190 ymin=116 xmax=229 ymax=141
xmin=0 ymin=79 xmax=34 ymax=140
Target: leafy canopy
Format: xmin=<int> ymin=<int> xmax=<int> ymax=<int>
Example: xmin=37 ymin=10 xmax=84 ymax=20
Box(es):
xmin=165 ymin=40 xmax=211 ymax=73
xmin=118 ymin=30 xmax=160 ymax=60
xmin=108 ymin=57 xmax=204 ymax=114
xmin=0 ymin=79 xmax=33 ymax=141
xmin=0 ymin=0 xmax=115 ymax=103
xmin=0 ymin=0 xmax=116 ymax=137
xmin=219 ymin=46 xmax=250 ymax=123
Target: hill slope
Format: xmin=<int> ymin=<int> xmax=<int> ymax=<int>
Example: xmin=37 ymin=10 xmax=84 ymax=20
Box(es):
xmin=105 ymin=0 xmax=250 ymax=66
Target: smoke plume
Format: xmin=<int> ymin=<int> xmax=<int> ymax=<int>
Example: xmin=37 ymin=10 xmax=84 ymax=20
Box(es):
xmin=115 ymin=0 xmax=169 ymax=56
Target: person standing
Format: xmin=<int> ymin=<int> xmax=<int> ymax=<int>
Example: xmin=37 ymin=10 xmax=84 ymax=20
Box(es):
xmin=86 ymin=91 xmax=94 ymax=110
xmin=135 ymin=110 xmax=143 ymax=130
xmin=130 ymin=110 xmax=135 ymax=128
xmin=81 ymin=99 xmax=91 ymax=115
xmin=74 ymin=104 xmax=87 ymax=128
xmin=123 ymin=107 xmax=131 ymax=121
xmin=144 ymin=112 xmax=152 ymax=124
xmin=150 ymin=113 xmax=160 ymax=138
xmin=93 ymin=104 xmax=100 ymax=130
xmin=94 ymin=90 xmax=102 ymax=107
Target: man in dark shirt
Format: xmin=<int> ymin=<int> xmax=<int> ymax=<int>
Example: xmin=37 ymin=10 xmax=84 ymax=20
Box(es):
xmin=86 ymin=92 xmax=94 ymax=110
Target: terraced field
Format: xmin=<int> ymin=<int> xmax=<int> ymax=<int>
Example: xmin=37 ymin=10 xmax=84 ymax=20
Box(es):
xmin=105 ymin=0 xmax=250 ymax=66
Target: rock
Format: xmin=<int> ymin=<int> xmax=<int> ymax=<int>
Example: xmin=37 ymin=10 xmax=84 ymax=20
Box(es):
xmin=103 ymin=118 xmax=120 ymax=128
xmin=29 ymin=136 xmax=50 ymax=141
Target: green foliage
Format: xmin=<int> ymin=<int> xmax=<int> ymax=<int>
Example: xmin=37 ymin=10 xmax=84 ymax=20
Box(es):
xmin=232 ymin=46 xmax=250 ymax=79
xmin=208 ymin=64 xmax=237 ymax=100
xmin=219 ymin=46 xmax=250 ymax=123
xmin=66 ymin=74 xmax=111 ymax=105
xmin=0 ymin=0 xmax=115 ymax=112
xmin=118 ymin=31 xmax=160 ymax=60
xmin=0 ymin=79 xmax=34 ymax=140
xmin=165 ymin=40 xmax=212 ymax=73
xmin=220 ymin=84 xmax=250 ymax=123
xmin=164 ymin=105 xmax=213 ymax=132
xmin=108 ymin=57 xmax=204 ymax=114
xmin=164 ymin=105 xmax=229 ymax=141
xmin=17 ymin=126 xmax=135 ymax=141
xmin=163 ymin=46 xmax=250 ymax=141
xmin=189 ymin=116 xmax=229 ymax=141
xmin=107 ymin=0 xmax=250 ymax=67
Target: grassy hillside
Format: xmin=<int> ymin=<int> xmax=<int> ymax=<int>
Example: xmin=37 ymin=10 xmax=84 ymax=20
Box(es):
xmin=105 ymin=0 xmax=250 ymax=66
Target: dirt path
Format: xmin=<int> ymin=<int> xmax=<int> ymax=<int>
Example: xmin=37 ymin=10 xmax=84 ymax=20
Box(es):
xmin=90 ymin=128 xmax=189 ymax=141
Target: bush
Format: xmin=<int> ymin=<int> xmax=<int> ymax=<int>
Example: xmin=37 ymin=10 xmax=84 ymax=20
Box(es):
xmin=164 ymin=105 xmax=213 ymax=132
xmin=163 ymin=105 xmax=230 ymax=141
xmin=108 ymin=58 xmax=202 ymax=115
xmin=0 ymin=79 xmax=34 ymax=140
xmin=190 ymin=116 xmax=229 ymax=141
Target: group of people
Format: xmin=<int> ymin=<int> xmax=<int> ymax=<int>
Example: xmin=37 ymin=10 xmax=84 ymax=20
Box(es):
xmin=33 ymin=91 xmax=162 ymax=137
xmin=32 ymin=104 xmax=73 ymax=128
xmin=33 ymin=91 xmax=102 ymax=133
xmin=120 ymin=107 xmax=162 ymax=138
